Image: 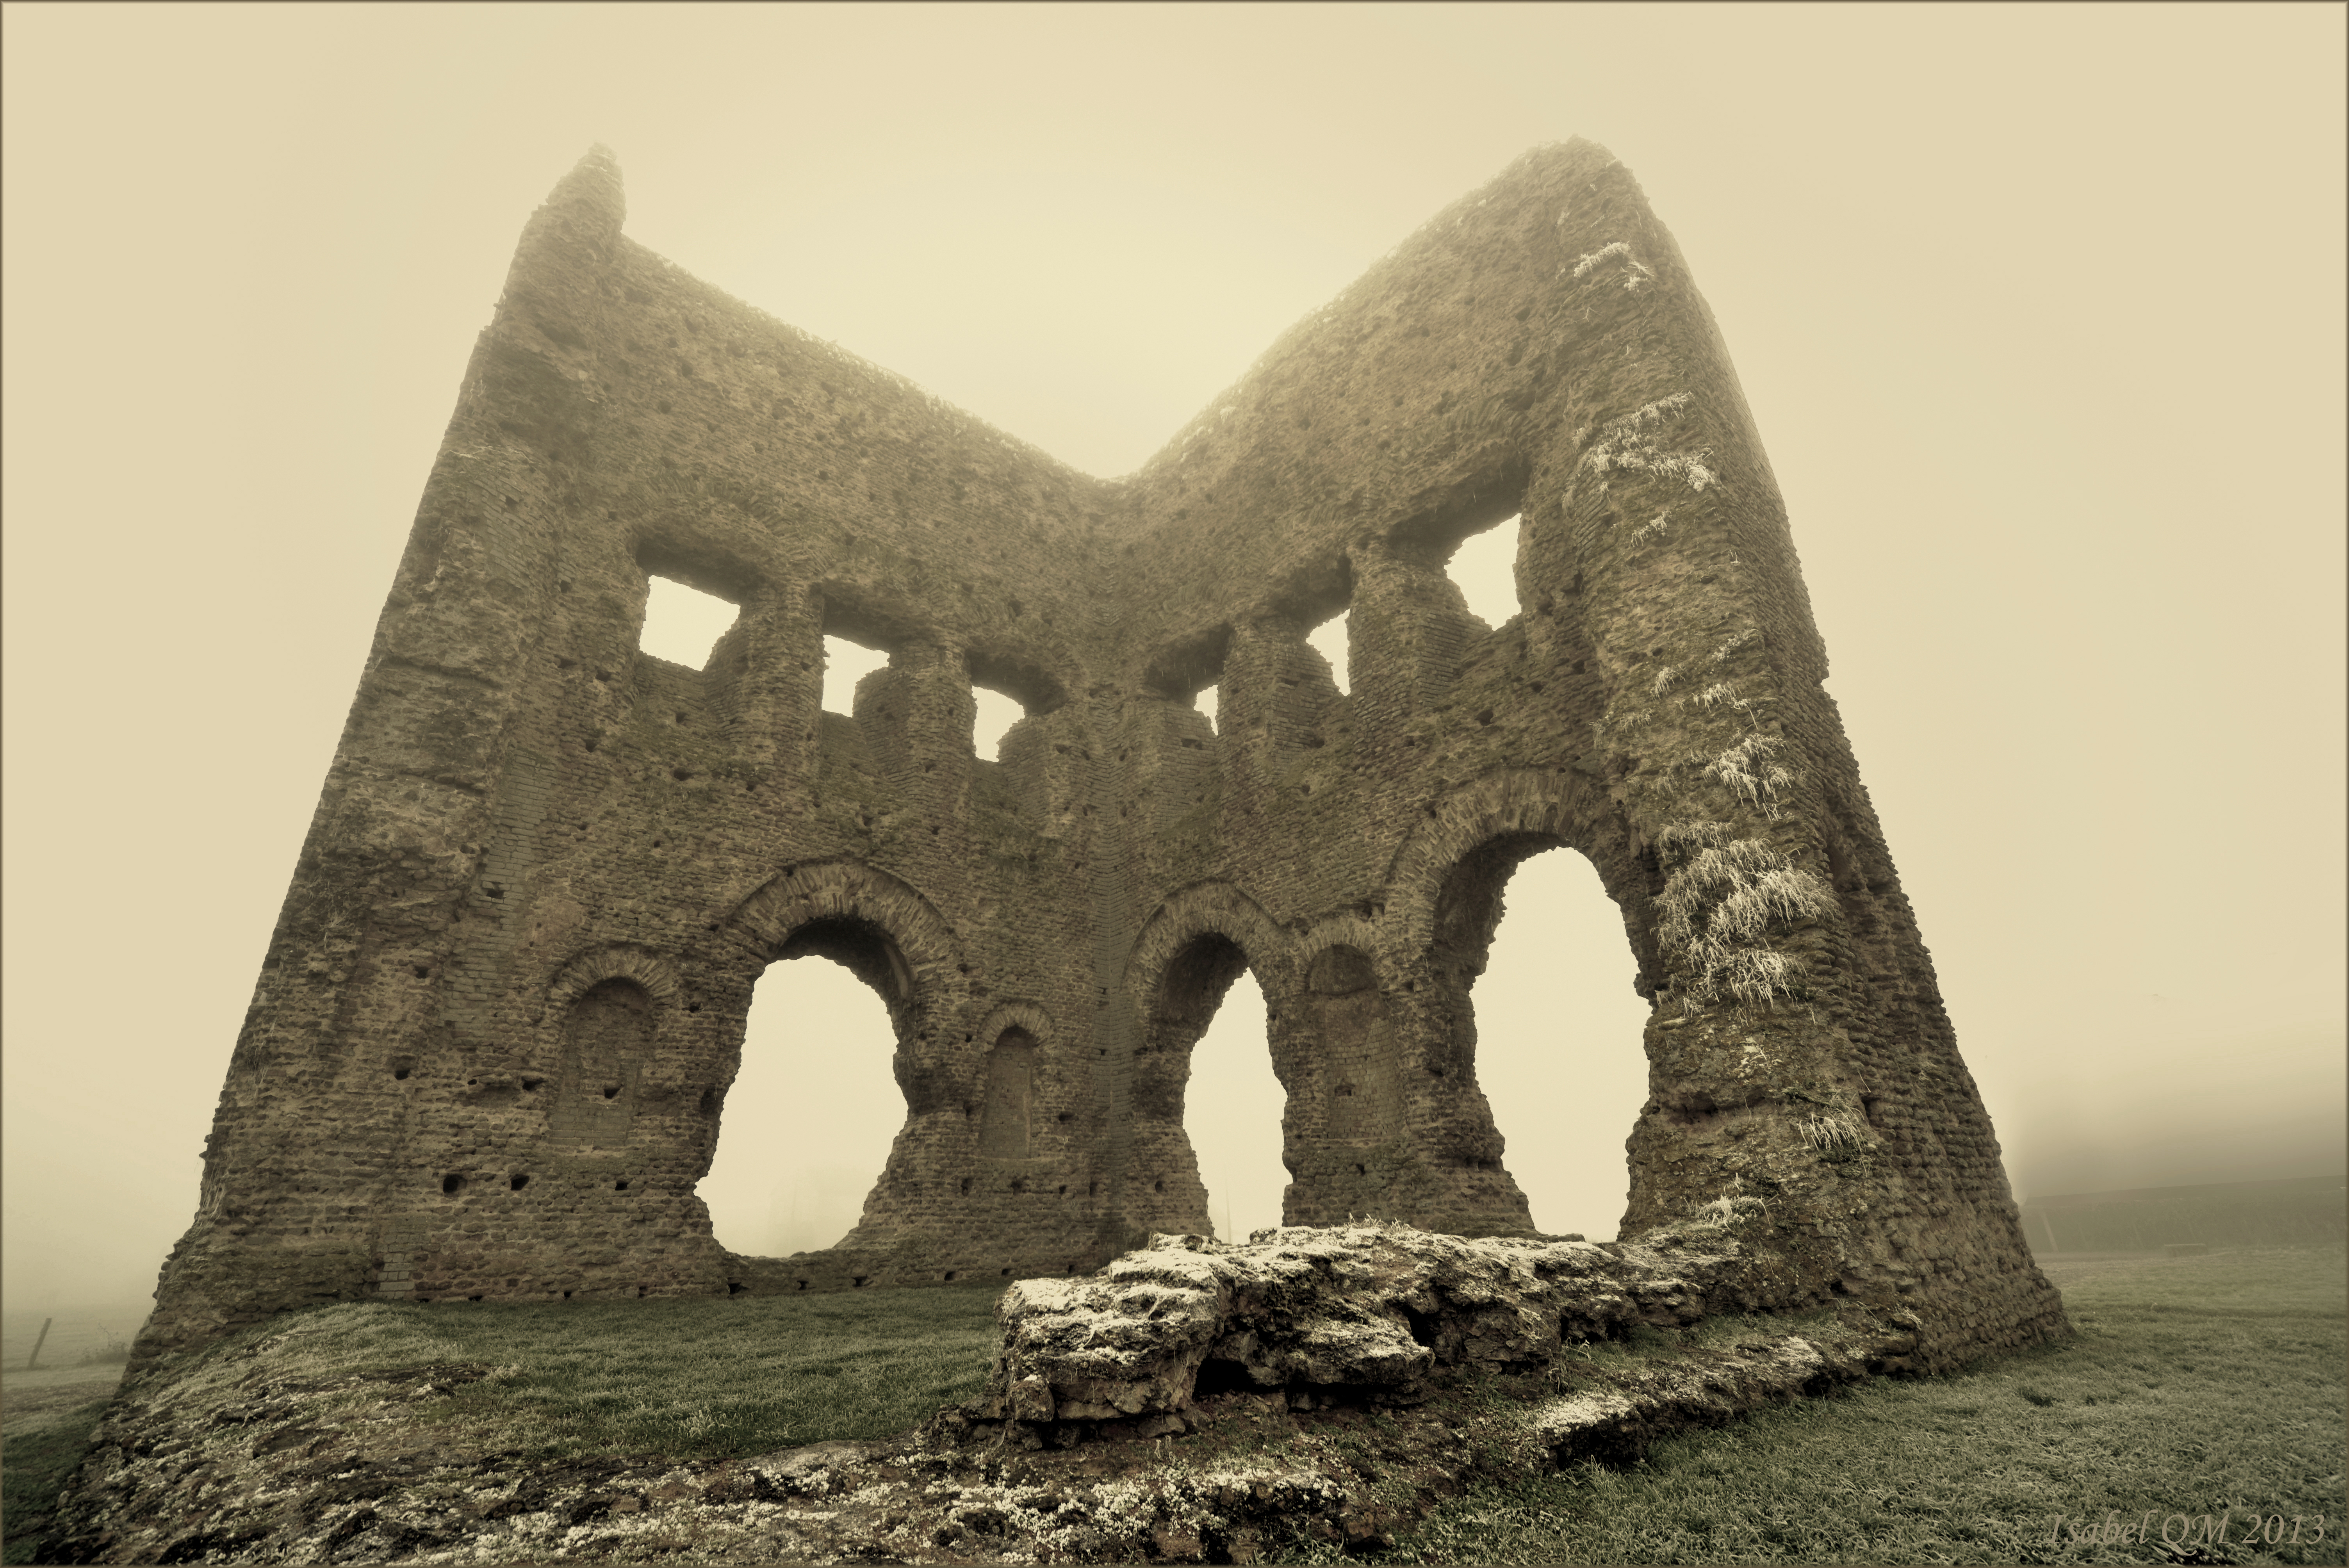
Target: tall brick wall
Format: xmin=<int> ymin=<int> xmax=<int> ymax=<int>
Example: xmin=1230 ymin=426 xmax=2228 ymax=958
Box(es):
xmin=135 ymin=141 xmax=2066 ymax=1373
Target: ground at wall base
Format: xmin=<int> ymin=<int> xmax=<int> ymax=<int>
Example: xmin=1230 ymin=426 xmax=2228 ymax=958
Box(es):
xmin=43 ymin=1225 xmax=1951 ymax=1564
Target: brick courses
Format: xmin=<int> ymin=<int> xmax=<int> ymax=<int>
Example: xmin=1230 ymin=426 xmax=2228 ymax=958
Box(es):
xmin=135 ymin=141 xmax=2066 ymax=1373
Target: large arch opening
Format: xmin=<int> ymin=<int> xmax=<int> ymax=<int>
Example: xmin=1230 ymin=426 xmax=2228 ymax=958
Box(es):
xmin=1438 ymin=841 xmax=1651 ymax=1240
xmin=1131 ymin=933 xmax=1288 ymax=1238
xmin=1183 ymin=969 xmax=1287 ymax=1240
xmin=698 ymin=919 xmax=908 ymax=1258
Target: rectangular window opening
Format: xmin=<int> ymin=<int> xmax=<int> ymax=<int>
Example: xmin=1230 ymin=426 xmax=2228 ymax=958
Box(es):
xmin=1306 ymin=615 xmax=1350 ymax=696
xmin=973 ymin=685 xmax=1024 ymax=761
xmin=1445 ymin=513 xmax=1524 ymax=628
xmin=641 ymin=575 xmax=741 ymax=670
xmin=822 ymin=634 xmax=891 ymax=715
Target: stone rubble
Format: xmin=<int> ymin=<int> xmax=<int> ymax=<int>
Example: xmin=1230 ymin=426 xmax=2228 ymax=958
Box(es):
xmin=48 ymin=1224 xmax=1927 ymax=1563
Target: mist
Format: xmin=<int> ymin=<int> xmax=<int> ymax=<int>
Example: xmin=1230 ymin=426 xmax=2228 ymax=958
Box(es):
xmin=4 ymin=5 xmax=2341 ymax=1322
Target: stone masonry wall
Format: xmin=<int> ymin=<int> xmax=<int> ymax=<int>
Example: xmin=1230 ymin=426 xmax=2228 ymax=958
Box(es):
xmin=134 ymin=141 xmax=2066 ymax=1373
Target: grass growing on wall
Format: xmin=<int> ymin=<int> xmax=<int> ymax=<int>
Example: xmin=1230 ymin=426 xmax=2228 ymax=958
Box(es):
xmin=1285 ymin=1247 xmax=2347 ymax=1566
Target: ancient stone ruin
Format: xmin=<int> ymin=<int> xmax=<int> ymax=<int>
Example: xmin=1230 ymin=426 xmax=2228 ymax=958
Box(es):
xmin=134 ymin=140 xmax=2066 ymax=1374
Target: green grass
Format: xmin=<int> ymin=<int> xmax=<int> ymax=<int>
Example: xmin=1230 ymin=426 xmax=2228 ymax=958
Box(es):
xmin=303 ymin=1283 xmax=1009 ymax=1463
xmin=9 ymin=1252 xmax=2341 ymax=1565
xmin=1294 ymin=1247 xmax=2347 ymax=1564
xmin=2 ymin=1400 xmax=112 ymax=1566
xmin=2 ymin=1287 xmax=1004 ymax=1562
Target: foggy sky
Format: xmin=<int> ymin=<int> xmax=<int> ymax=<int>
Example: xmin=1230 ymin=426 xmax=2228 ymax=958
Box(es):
xmin=4 ymin=4 xmax=2342 ymax=1317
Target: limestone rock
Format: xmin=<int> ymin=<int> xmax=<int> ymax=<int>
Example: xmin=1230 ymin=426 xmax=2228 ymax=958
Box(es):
xmin=978 ymin=1222 xmax=1745 ymax=1427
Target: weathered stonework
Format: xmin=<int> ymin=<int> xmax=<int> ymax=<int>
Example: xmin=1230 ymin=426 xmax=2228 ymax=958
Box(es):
xmin=48 ymin=1227 xmax=1934 ymax=1564
xmin=135 ymin=140 xmax=2065 ymax=1374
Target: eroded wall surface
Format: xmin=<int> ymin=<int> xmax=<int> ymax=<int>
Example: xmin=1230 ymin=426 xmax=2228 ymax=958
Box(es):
xmin=137 ymin=141 xmax=2065 ymax=1372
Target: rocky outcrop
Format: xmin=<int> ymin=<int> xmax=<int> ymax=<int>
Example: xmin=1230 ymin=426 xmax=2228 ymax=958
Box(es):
xmin=46 ymin=1226 xmax=1929 ymax=1564
xmin=959 ymin=1221 xmax=1876 ymax=1440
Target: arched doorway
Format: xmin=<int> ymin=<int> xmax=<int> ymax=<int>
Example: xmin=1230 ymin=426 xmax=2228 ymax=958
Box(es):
xmin=701 ymin=862 xmax=966 ymax=1265
xmin=1182 ymin=969 xmax=1286 ymax=1240
xmin=1467 ymin=848 xmax=1652 ymax=1240
xmin=697 ymin=948 xmax=904 ymax=1257
xmin=1125 ymin=911 xmax=1303 ymax=1240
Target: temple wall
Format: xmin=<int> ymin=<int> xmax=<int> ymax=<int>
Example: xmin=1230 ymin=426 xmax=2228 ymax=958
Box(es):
xmin=136 ymin=139 xmax=2064 ymax=1374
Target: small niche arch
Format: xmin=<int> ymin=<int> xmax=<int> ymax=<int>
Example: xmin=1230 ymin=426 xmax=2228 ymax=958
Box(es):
xmin=537 ymin=945 xmax=684 ymax=1157
xmin=1299 ymin=941 xmax=1403 ymax=1145
xmin=554 ymin=978 xmax=653 ymax=1149
xmin=977 ymin=1026 xmax=1038 ymax=1157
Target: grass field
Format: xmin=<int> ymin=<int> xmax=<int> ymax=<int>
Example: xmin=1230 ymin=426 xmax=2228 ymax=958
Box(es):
xmin=244 ymin=1281 xmax=1006 ymax=1462
xmin=1295 ymin=1246 xmax=2347 ymax=1565
xmin=4 ymin=1248 xmax=2340 ymax=1564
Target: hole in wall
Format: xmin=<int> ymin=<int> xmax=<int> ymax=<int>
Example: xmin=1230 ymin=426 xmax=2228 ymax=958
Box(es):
xmin=393 ymin=1067 xmax=412 ymax=1081
xmin=1446 ymin=513 xmax=1523 ymax=626
xmin=1305 ymin=615 xmax=1350 ymax=695
xmin=1185 ymin=967 xmax=1285 ymax=1242
xmin=1454 ymin=845 xmax=1649 ymax=1241
xmin=641 ymin=575 xmax=741 ymax=669
xmin=972 ymin=684 xmax=1023 ymax=761
xmin=510 ymin=1173 xmax=530 ymax=1191
xmin=614 ymin=1179 xmax=630 ymax=1191
xmin=822 ymin=635 xmax=890 ymax=715
xmin=699 ymin=938 xmax=902 ymax=1259
xmin=441 ymin=1173 xmax=466 ymax=1195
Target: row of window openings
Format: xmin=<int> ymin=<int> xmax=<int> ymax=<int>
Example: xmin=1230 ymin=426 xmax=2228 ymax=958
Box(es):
xmin=637 ymin=517 xmax=1522 ymax=758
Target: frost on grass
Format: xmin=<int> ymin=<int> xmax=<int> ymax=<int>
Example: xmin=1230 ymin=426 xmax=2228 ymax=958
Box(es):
xmin=1798 ymin=1115 xmax=1869 ymax=1154
xmin=1581 ymin=394 xmax=1716 ymax=492
xmin=1706 ymin=734 xmax=1795 ymax=815
xmin=1696 ymin=1190 xmax=1771 ymax=1228
xmin=1627 ymin=507 xmax=1672 ymax=544
xmin=1693 ymin=681 xmax=1764 ymax=727
xmin=1654 ymin=821 xmax=1836 ymax=1011
xmin=1649 ymin=664 xmax=1681 ymax=697
xmin=1710 ymin=628 xmax=1756 ymax=665
xmin=1570 ymin=241 xmax=1655 ymax=291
